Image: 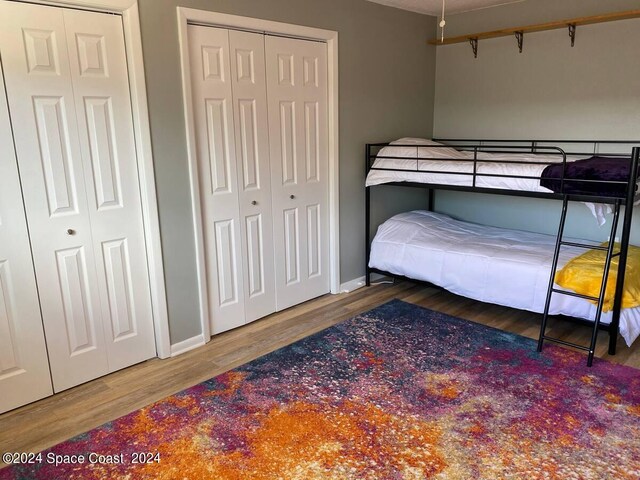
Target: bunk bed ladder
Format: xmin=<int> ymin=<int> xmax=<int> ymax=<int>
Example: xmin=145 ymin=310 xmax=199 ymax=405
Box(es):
xmin=537 ymin=196 xmax=622 ymax=367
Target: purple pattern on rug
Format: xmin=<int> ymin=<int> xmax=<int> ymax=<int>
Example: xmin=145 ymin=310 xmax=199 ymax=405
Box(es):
xmin=2 ymin=300 xmax=640 ymax=479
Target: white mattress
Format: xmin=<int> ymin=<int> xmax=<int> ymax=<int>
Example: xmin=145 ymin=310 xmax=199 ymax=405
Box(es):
xmin=369 ymin=210 xmax=640 ymax=346
xmin=366 ymin=137 xmax=633 ymax=226
xmin=365 ymin=137 xmax=587 ymax=192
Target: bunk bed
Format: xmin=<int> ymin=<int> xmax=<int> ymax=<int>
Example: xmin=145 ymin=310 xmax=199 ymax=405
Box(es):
xmin=365 ymin=138 xmax=640 ymax=366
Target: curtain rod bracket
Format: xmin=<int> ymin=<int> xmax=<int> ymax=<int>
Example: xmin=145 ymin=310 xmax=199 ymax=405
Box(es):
xmin=568 ymin=23 xmax=576 ymax=47
xmin=469 ymin=37 xmax=478 ymax=58
xmin=514 ymin=31 xmax=524 ymax=53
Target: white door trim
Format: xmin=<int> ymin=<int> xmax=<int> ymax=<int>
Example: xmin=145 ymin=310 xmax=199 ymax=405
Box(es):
xmin=177 ymin=8 xmax=340 ymax=341
xmin=12 ymin=0 xmax=137 ymax=11
xmin=8 ymin=0 xmax=171 ymax=358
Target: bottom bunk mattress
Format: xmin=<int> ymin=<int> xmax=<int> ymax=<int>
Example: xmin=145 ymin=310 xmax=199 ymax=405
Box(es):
xmin=369 ymin=210 xmax=640 ymax=346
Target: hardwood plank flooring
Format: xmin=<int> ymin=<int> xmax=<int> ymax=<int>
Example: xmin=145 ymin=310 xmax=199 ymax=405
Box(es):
xmin=1 ymin=281 xmax=639 ymax=463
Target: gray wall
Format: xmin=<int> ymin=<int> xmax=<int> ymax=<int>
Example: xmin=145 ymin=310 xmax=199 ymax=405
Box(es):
xmin=138 ymin=0 xmax=436 ymax=343
xmin=433 ymin=0 xmax=640 ymax=240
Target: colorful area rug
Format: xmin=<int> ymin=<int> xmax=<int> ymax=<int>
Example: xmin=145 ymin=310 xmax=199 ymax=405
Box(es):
xmin=2 ymin=300 xmax=640 ymax=479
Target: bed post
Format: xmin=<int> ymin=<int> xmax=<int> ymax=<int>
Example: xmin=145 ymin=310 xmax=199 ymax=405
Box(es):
xmin=365 ymin=144 xmax=372 ymax=287
xmin=609 ymin=146 xmax=639 ymax=355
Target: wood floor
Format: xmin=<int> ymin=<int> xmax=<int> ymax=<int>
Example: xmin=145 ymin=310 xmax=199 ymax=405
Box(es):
xmin=2 ymin=280 xmax=640 ymax=463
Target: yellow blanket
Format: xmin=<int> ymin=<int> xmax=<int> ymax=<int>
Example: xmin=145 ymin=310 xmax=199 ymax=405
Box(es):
xmin=555 ymin=242 xmax=640 ymax=312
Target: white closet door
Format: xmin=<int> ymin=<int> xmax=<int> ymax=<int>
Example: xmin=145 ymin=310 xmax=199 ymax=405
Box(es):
xmin=0 ymin=1 xmax=156 ymax=391
xmin=0 ymin=1 xmax=109 ymax=391
xmin=265 ymin=36 xmax=330 ymax=310
xmin=229 ymin=30 xmax=276 ymax=323
xmin=189 ymin=25 xmax=246 ymax=333
xmin=62 ymin=9 xmax=156 ymax=372
xmin=0 ymin=61 xmax=53 ymax=413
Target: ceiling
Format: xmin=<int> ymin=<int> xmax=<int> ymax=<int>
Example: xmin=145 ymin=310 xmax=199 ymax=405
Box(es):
xmin=365 ymin=0 xmax=526 ymax=16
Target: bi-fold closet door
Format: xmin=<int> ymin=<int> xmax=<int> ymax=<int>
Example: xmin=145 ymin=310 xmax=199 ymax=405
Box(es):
xmin=0 ymin=0 xmax=156 ymax=402
xmin=0 ymin=59 xmax=53 ymax=413
xmin=189 ymin=26 xmax=276 ymax=334
xmin=188 ymin=25 xmax=330 ymax=334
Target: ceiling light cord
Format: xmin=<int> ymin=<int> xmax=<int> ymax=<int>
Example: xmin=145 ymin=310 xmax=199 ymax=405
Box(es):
xmin=439 ymin=0 xmax=446 ymax=42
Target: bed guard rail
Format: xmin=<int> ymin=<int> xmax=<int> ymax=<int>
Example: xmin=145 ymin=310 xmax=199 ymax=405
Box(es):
xmin=366 ymin=140 xmax=640 ymax=200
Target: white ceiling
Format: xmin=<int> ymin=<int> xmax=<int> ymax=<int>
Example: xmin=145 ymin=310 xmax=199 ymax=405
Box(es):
xmin=365 ymin=0 xmax=526 ymax=16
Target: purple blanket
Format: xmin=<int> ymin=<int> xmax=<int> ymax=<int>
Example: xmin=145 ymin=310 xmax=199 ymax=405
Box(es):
xmin=540 ymin=156 xmax=636 ymax=197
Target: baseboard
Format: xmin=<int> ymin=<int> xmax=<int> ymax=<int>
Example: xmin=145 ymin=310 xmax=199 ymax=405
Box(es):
xmin=370 ymin=273 xmax=387 ymax=282
xmin=340 ymin=273 xmax=388 ymax=293
xmin=340 ymin=276 xmax=366 ymax=293
xmin=170 ymin=334 xmax=206 ymax=357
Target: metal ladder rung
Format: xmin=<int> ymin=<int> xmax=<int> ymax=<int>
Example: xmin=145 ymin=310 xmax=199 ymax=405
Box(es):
xmin=542 ymin=336 xmax=592 ymax=352
xmin=559 ymin=241 xmax=608 ymax=251
xmin=559 ymin=242 xmax=622 ymax=258
xmin=551 ymin=288 xmax=599 ymax=302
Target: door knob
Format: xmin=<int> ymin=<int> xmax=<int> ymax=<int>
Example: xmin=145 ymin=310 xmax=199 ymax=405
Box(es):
xmin=251 ymin=200 xmax=258 ymax=206
xmin=290 ymin=194 xmax=295 ymax=199
xmin=67 ymin=229 xmax=76 ymax=236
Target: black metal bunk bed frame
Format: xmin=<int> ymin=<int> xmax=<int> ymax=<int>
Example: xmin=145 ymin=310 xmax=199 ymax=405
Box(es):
xmin=365 ymin=139 xmax=640 ymax=366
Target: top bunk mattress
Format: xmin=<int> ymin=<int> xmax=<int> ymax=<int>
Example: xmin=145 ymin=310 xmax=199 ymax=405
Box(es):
xmin=365 ymin=138 xmax=637 ymax=198
xmin=369 ymin=210 xmax=640 ymax=346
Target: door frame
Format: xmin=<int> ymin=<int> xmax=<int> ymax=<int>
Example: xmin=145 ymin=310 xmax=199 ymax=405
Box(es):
xmin=6 ymin=0 xmax=171 ymax=358
xmin=177 ymin=8 xmax=340 ymax=341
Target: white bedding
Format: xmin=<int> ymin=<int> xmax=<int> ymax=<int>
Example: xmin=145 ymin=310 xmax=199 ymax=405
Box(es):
xmin=365 ymin=138 xmax=619 ymax=224
xmin=369 ymin=210 xmax=640 ymax=346
xmin=366 ymin=137 xmax=587 ymax=191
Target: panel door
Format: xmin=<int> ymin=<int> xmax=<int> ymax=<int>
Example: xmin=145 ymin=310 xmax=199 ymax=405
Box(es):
xmin=62 ymin=9 xmax=156 ymax=372
xmin=0 ymin=1 xmax=156 ymax=391
xmin=0 ymin=60 xmax=53 ymax=413
xmin=0 ymin=1 xmax=109 ymax=391
xmin=188 ymin=25 xmax=246 ymax=334
xmin=229 ymin=30 xmax=276 ymax=323
xmin=265 ymin=36 xmax=330 ymax=310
